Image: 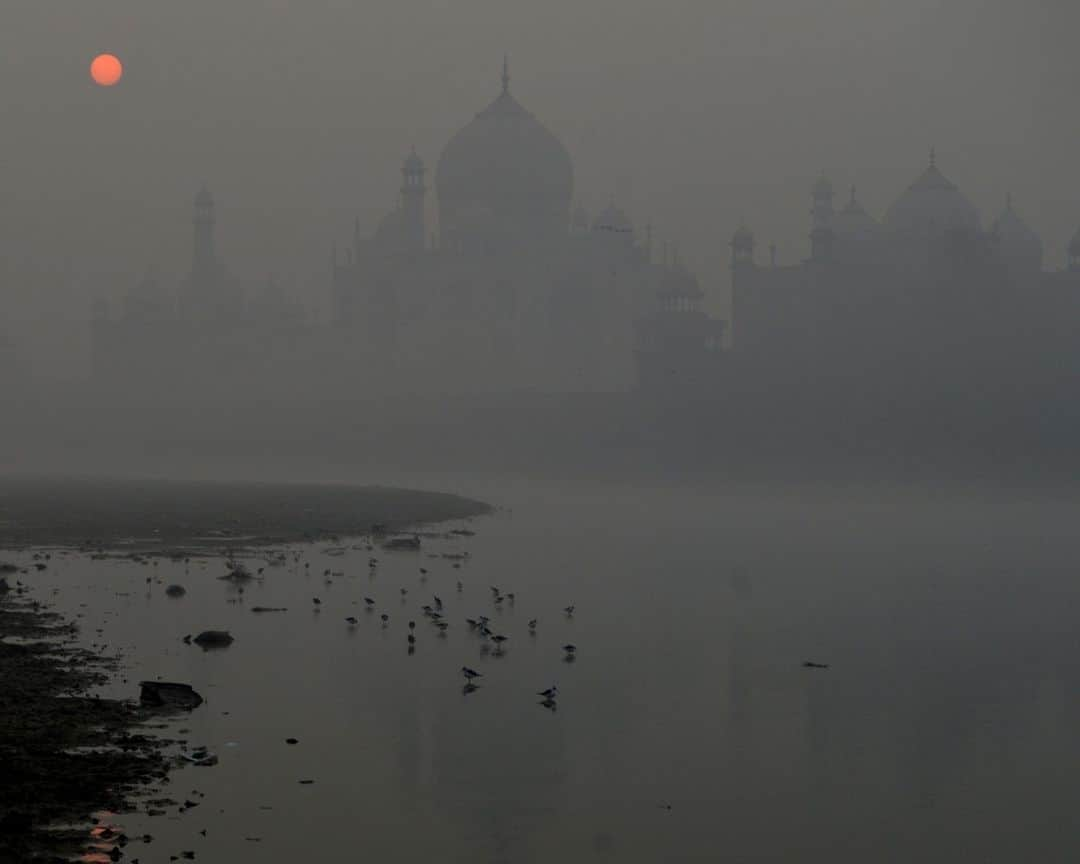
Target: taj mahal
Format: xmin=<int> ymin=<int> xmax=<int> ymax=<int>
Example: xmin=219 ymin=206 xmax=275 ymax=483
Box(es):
xmin=90 ymin=62 xmax=1080 ymax=405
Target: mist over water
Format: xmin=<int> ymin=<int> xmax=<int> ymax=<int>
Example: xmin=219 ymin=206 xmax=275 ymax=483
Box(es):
xmin=18 ymin=478 xmax=1080 ymax=862
xmin=3 ymin=2 xmax=1080 ymax=860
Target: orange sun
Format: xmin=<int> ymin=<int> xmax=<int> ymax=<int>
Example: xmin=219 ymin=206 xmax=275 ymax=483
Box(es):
xmin=90 ymin=54 xmax=123 ymax=87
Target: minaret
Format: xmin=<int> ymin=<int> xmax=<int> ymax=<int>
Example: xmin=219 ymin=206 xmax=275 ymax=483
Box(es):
xmin=501 ymin=54 xmax=510 ymax=96
xmin=191 ymin=184 xmax=217 ymax=282
xmin=810 ymin=172 xmax=834 ymax=261
xmin=400 ymin=148 xmax=426 ymax=253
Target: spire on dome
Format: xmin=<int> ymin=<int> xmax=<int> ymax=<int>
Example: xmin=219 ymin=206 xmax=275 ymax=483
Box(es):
xmin=929 ymin=146 xmax=936 ymax=168
xmin=501 ymin=55 xmax=510 ymax=94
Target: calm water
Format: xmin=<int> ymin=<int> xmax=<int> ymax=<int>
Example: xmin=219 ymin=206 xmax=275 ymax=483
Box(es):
xmin=20 ymin=478 xmax=1080 ymax=862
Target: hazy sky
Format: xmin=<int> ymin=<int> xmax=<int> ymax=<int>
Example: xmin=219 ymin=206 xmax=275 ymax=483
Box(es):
xmin=2 ymin=0 xmax=1078 ymax=360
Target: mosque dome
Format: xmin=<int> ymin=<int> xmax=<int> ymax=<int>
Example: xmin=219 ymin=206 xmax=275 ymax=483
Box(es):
xmin=832 ymin=187 xmax=880 ymax=238
xmin=993 ymin=195 xmax=1043 ymax=272
xmin=885 ymin=151 xmax=979 ymax=236
xmin=436 ymin=60 xmax=573 ymax=251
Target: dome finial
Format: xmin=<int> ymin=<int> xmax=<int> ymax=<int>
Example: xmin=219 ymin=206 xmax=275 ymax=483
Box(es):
xmin=501 ymin=54 xmax=510 ymax=94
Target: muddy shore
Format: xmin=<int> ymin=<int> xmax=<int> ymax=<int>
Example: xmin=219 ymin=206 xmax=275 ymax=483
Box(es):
xmin=0 ymin=478 xmax=489 ymax=862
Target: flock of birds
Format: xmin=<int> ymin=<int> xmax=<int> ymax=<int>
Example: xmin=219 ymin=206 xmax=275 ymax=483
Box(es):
xmin=298 ymin=538 xmax=579 ymax=711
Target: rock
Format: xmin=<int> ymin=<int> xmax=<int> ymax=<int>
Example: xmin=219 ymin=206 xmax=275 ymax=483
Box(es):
xmin=165 ymin=585 xmax=187 ymax=598
xmin=192 ymin=630 xmax=233 ymax=648
xmin=140 ymin=681 xmax=204 ymax=710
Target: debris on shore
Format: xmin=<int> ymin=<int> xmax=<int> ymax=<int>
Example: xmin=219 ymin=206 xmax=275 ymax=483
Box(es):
xmin=139 ymin=681 xmax=204 ymax=710
xmin=192 ymin=630 xmax=234 ymax=649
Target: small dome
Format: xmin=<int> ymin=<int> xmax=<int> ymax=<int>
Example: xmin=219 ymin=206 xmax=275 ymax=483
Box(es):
xmin=993 ymin=195 xmax=1043 ymax=272
xmin=731 ymin=224 xmax=755 ymax=250
xmin=402 ymin=148 xmax=424 ymax=174
xmin=592 ymin=202 xmax=632 ymax=234
xmin=812 ymin=172 xmax=833 ymax=201
xmin=885 ymin=153 xmax=979 ymax=236
xmin=832 ymin=187 xmax=880 ymax=237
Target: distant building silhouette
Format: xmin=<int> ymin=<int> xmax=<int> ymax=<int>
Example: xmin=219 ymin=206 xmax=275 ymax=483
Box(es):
xmin=89 ymin=72 xmax=1080 ymax=409
xmin=331 ymin=59 xmax=722 ymax=393
xmin=730 ymin=152 xmax=1080 ymax=408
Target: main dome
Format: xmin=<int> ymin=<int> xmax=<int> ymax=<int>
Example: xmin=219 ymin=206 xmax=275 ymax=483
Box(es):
xmin=885 ymin=152 xmax=979 ymax=237
xmin=436 ymin=61 xmax=574 ymax=252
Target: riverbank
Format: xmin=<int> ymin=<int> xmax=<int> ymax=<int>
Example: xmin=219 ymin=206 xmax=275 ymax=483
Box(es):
xmin=0 ymin=477 xmax=490 ymax=552
xmin=0 ymin=589 xmax=171 ymax=862
xmin=0 ymin=478 xmax=489 ymax=861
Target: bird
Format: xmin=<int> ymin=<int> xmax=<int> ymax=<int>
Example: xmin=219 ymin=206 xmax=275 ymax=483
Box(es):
xmin=436 ymin=621 xmax=449 ymax=632
xmin=364 ymin=597 xmax=375 ymax=608
xmin=490 ymin=586 xmax=500 ymax=596
xmin=802 ymin=661 xmax=830 ymax=669
xmin=562 ymin=644 xmax=577 ymax=654
xmin=345 ymin=616 xmax=358 ymax=625
xmin=380 ymin=613 xmax=389 ymax=626
xmin=462 ymin=666 xmax=481 ymax=683
xmin=563 ymin=605 xmax=575 ymax=617
xmin=312 ymin=597 xmax=321 ymax=606
xmin=456 ymin=580 xmax=463 ymax=592
xmin=408 ymin=620 xmax=416 ymax=631
xmin=465 ymin=618 xmax=478 ymax=628
xmin=506 ymin=593 xmax=515 ymax=604
xmin=537 ymin=686 xmax=558 ymax=699
xmin=539 ymin=696 xmax=557 ymax=711
xmin=407 ymin=634 xmax=416 ymax=645
xmin=419 ymin=568 xmax=428 ymax=575
xmin=434 ymin=595 xmax=443 ymax=610
xmin=528 ymin=618 xmax=537 ymax=632
xmin=400 ymin=587 xmax=408 ymax=596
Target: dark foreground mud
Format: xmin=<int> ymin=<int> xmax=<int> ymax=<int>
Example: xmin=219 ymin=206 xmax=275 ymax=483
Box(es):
xmin=0 ymin=477 xmax=490 ymax=862
xmin=0 ymin=593 xmax=170 ymax=863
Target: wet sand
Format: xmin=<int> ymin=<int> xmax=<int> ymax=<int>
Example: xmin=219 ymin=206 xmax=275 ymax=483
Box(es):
xmin=0 ymin=478 xmax=489 ymax=861
xmin=0 ymin=477 xmax=489 ymax=552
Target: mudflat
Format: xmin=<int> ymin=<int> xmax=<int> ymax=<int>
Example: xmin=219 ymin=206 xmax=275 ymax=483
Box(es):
xmin=0 ymin=476 xmax=490 ymax=551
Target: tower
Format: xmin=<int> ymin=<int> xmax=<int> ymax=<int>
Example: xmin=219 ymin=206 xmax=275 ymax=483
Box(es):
xmin=810 ymin=172 xmax=834 ymax=261
xmin=400 ymin=148 xmax=426 ymax=253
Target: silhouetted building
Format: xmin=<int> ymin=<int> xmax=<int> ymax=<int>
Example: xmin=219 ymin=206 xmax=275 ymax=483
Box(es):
xmin=730 ymin=151 xmax=1080 ymax=410
xmin=331 ymin=60 xmax=719 ymax=394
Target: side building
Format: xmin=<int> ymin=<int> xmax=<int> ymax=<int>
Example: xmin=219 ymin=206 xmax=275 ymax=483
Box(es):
xmin=729 ymin=153 xmax=1080 ymax=414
